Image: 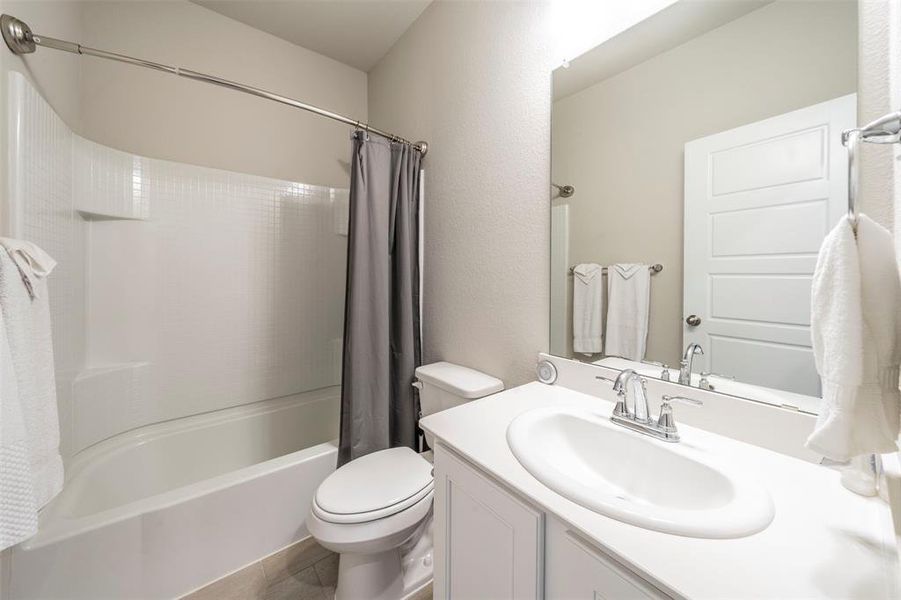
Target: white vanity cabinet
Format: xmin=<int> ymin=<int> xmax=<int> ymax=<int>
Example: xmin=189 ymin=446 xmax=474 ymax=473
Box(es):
xmin=433 ymin=444 xmax=544 ymax=600
xmin=432 ymin=444 xmax=671 ymax=600
xmin=544 ymin=517 xmax=670 ymax=600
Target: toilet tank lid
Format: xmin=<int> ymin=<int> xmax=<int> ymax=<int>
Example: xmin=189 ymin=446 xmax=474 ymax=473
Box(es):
xmin=415 ymin=362 xmax=504 ymax=399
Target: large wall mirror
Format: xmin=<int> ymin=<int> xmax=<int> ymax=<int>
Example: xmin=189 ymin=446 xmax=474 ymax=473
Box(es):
xmin=550 ymin=0 xmax=858 ymax=414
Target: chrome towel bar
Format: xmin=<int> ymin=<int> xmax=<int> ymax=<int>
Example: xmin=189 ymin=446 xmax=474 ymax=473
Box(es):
xmin=568 ymin=264 xmax=663 ymax=276
xmin=842 ymin=109 xmax=901 ymax=232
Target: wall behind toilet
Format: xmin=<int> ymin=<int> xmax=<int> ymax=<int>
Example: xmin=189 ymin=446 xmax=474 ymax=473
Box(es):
xmin=368 ymin=2 xmax=554 ymax=387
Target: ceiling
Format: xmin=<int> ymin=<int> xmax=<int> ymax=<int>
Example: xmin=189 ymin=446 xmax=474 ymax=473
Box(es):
xmin=192 ymin=0 xmax=433 ymax=72
xmin=553 ymin=0 xmax=771 ymax=100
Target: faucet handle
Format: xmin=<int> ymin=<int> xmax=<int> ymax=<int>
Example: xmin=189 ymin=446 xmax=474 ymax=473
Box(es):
xmin=596 ymin=375 xmax=623 ymax=395
xmin=656 ymin=395 xmax=702 ymax=440
xmin=597 ymin=375 xmax=631 ymax=418
xmin=699 ymin=371 xmax=734 ymax=381
xmin=596 ymin=374 xmax=623 ymax=400
xmin=643 ymin=361 xmax=672 ymax=381
xmin=661 ymin=394 xmax=703 ymax=407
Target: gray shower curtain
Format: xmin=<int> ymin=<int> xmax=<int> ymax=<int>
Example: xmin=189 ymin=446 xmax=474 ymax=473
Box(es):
xmin=338 ymin=131 xmax=422 ymax=466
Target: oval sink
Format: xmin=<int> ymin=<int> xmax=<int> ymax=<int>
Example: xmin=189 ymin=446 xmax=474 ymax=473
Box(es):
xmin=507 ymin=407 xmax=774 ymax=538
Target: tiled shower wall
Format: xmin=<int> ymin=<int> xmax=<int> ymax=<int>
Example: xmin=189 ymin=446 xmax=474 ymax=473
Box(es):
xmin=7 ymin=72 xmax=347 ymax=459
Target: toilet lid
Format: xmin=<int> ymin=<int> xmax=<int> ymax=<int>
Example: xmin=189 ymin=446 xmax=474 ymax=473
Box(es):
xmin=314 ymin=447 xmax=433 ymax=523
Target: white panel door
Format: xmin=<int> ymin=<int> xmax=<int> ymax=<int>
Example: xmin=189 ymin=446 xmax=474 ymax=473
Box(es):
xmin=683 ymin=94 xmax=856 ymax=397
xmin=433 ymin=444 xmax=543 ymax=600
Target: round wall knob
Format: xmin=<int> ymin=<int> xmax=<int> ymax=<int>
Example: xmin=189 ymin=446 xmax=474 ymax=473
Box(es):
xmin=685 ymin=315 xmax=702 ymax=327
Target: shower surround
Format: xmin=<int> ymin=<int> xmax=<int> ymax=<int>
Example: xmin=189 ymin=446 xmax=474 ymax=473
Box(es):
xmin=5 ymin=71 xmax=347 ymax=597
xmin=8 ymin=71 xmax=347 ymax=458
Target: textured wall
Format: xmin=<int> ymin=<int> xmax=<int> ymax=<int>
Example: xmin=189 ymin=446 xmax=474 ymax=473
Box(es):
xmin=552 ymin=0 xmax=858 ymax=368
xmin=367 ymin=2 xmax=554 ymax=386
xmin=858 ymin=0 xmax=900 ymax=238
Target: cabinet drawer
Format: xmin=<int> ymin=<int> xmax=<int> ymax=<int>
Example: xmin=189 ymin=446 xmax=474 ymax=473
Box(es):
xmin=545 ymin=517 xmax=670 ymax=600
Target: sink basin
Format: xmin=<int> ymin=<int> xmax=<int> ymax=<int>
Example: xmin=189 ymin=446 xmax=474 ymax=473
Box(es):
xmin=507 ymin=407 xmax=774 ymax=538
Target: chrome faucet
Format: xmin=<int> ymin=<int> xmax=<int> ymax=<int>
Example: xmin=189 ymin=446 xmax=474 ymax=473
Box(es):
xmin=597 ymin=372 xmax=703 ymax=442
xmin=678 ymin=343 xmax=704 ymax=385
xmin=612 ymin=369 xmax=650 ymax=423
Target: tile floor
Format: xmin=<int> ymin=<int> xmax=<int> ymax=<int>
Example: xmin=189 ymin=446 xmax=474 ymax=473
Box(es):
xmin=183 ymin=536 xmax=433 ymax=600
xmin=183 ymin=537 xmax=336 ymax=600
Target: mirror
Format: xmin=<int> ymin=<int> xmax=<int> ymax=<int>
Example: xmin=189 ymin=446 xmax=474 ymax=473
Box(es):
xmin=550 ymin=0 xmax=858 ymax=414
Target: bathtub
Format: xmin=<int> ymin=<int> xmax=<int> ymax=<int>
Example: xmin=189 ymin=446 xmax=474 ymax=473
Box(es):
xmin=8 ymin=386 xmax=340 ymax=599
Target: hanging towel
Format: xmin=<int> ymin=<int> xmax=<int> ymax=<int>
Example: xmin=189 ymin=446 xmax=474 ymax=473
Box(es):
xmin=605 ymin=263 xmax=650 ymax=362
xmin=0 ymin=238 xmax=57 ymax=300
xmin=0 ymin=240 xmax=63 ymax=551
xmin=805 ymin=215 xmax=901 ymax=462
xmin=0 ymin=314 xmax=37 ymax=550
xmin=572 ymin=263 xmax=603 ymax=355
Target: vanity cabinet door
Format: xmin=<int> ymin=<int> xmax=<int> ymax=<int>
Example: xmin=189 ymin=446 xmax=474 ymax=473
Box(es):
xmin=433 ymin=444 xmax=543 ymax=600
xmin=545 ymin=517 xmax=671 ymax=600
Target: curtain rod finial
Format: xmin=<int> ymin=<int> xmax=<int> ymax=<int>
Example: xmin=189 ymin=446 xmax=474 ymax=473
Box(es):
xmin=2 ymin=15 xmax=36 ymax=55
xmin=416 ymin=141 xmax=428 ymax=156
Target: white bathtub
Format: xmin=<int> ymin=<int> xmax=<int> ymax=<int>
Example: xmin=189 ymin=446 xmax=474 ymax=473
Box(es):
xmin=8 ymin=387 xmax=340 ymax=600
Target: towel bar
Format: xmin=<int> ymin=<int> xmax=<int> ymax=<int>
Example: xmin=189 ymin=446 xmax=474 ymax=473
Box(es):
xmin=567 ymin=263 xmax=663 ymax=276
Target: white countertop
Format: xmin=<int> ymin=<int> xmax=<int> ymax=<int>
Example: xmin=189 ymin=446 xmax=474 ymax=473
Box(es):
xmin=420 ymin=381 xmax=899 ymax=600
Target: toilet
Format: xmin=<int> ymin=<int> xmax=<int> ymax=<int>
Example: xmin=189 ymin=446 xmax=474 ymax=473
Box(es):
xmin=307 ymin=362 xmax=504 ymax=600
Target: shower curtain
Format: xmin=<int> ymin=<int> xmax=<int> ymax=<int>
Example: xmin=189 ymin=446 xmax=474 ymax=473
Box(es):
xmin=338 ymin=131 xmax=422 ymax=466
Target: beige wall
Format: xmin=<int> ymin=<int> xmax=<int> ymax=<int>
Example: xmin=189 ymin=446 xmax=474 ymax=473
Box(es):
xmin=552 ymin=0 xmax=858 ymax=367
xmin=1 ymin=2 xmax=365 ymax=191
xmin=78 ymin=1 xmax=366 ymax=188
xmin=0 ymin=1 xmax=83 ymax=127
xmin=368 ymin=1 xmax=554 ymax=386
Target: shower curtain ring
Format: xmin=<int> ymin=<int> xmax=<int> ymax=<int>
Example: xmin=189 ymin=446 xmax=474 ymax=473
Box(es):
xmin=353 ymin=121 xmax=368 ymax=141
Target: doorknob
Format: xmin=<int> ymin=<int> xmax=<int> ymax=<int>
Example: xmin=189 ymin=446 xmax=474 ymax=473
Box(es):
xmin=685 ymin=315 xmax=702 ymax=327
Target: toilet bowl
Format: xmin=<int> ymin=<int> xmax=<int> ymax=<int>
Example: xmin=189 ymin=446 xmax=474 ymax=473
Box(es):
xmin=307 ymin=362 xmax=503 ymax=600
xmin=307 ymin=447 xmax=434 ymax=600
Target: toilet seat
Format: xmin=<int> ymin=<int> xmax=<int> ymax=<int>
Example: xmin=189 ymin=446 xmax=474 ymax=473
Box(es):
xmin=313 ymin=483 xmax=433 ymax=524
xmin=313 ymin=447 xmax=433 ymax=525
xmin=307 ymin=487 xmax=433 ymax=556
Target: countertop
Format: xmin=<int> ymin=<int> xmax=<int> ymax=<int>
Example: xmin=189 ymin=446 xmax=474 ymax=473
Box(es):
xmin=420 ymin=381 xmax=899 ymax=599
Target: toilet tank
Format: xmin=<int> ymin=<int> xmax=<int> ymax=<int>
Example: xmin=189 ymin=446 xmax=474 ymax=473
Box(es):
xmin=415 ymin=362 xmax=504 ymax=419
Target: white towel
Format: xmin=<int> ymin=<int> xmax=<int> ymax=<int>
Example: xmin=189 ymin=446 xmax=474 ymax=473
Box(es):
xmin=605 ymin=263 xmax=650 ymax=362
xmin=0 ymin=238 xmax=57 ymax=300
xmin=805 ymin=215 xmax=901 ymax=462
xmin=0 ymin=314 xmax=37 ymax=550
xmin=0 ymin=240 xmax=63 ymax=550
xmin=572 ymin=263 xmax=603 ymax=355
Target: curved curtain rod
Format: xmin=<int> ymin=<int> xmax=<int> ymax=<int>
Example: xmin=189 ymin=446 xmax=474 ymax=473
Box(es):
xmin=0 ymin=14 xmax=429 ymax=156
